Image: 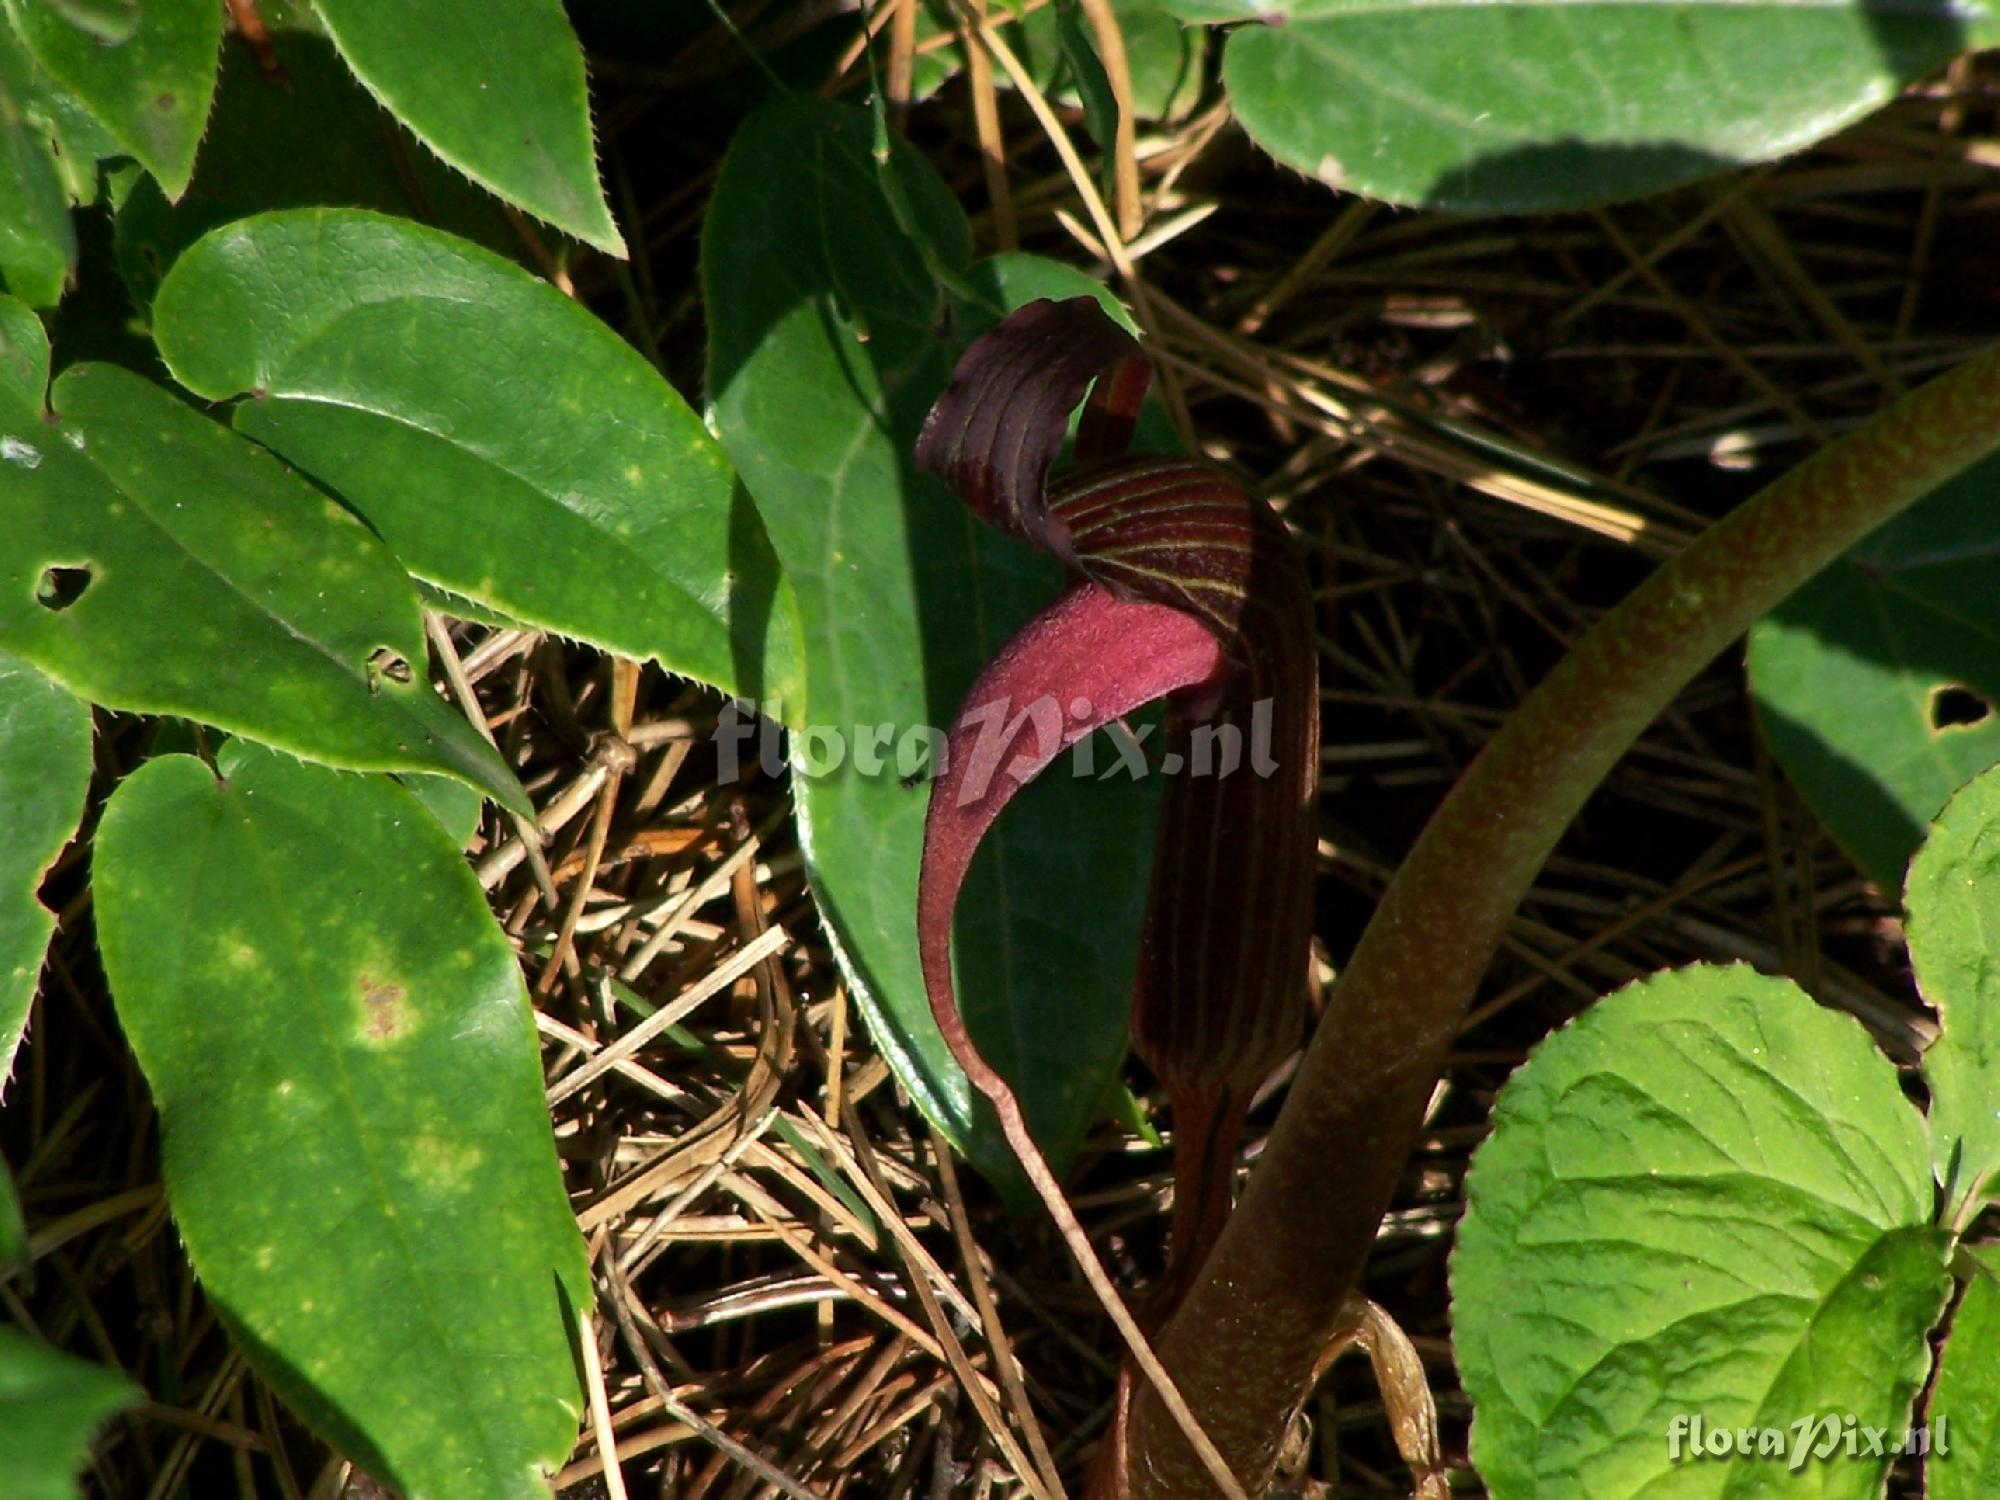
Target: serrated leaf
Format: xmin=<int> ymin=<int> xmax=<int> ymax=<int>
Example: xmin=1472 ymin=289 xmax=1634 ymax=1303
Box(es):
xmin=0 ymin=294 xmax=528 ymax=813
xmin=0 ymin=647 xmax=90 ymax=1092
xmin=310 ymin=0 xmax=623 ymax=254
xmin=1907 ymin=764 xmax=2000 ymax=1223
xmin=152 ymin=208 xmax=800 ymax=715
xmin=1454 ymin=964 xmax=1948 ymax=1499
xmin=2 ymin=0 xmax=220 ymax=196
xmin=1750 ymin=450 xmax=2000 ymax=890
xmin=0 ymin=1330 xmax=135 ymax=1500
xmin=1180 ymin=0 xmax=1997 ymax=212
xmin=705 ymin=96 xmax=1161 ymax=1185
xmin=94 ymin=747 xmax=588 ymax=1500
xmin=1928 ymin=1247 xmax=2000 ymax=1500
xmin=113 ymin=26 xmax=519 ymax=315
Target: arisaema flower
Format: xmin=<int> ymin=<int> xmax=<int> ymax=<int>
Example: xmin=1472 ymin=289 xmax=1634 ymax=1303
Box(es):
xmin=915 ymin=297 xmax=1318 ymax=1302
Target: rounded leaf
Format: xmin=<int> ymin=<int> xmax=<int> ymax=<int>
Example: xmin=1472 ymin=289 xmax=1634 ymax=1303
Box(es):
xmin=154 ymin=208 xmax=799 ymax=714
xmin=1455 ymin=964 xmax=1946 ymax=1498
xmin=1193 ymin=0 xmax=1997 ymax=212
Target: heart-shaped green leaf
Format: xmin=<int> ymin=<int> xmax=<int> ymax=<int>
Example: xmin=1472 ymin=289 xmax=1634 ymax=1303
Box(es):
xmin=113 ymin=25 xmax=518 ymax=315
xmin=0 ymin=293 xmax=527 ymax=813
xmin=94 ymin=746 xmax=588 ymax=1500
xmin=1908 ymin=763 xmax=2000 ymax=1224
xmin=0 ymin=1330 xmax=135 ymax=1500
xmin=309 ymin=0 xmax=623 ymax=254
xmin=1176 ymin=0 xmax=1998 ymax=212
xmin=1927 ymin=1247 xmax=2000 ymax=1500
xmin=705 ymin=97 xmax=1161 ymax=1182
xmin=1455 ymin=964 xmax=1948 ymax=1498
xmin=0 ymin=647 xmax=89 ymax=1091
xmin=2 ymin=0 xmax=221 ymax=196
xmin=153 ymin=209 xmax=800 ymax=715
xmin=1750 ymin=450 xmax=2000 ymax=891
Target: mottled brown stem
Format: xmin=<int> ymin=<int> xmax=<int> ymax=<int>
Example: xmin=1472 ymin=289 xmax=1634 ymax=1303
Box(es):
xmin=1126 ymin=342 xmax=2000 ymax=1497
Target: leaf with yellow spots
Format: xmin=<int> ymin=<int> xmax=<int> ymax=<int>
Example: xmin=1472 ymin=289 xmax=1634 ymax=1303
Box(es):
xmin=94 ymin=745 xmax=588 ymax=1500
xmin=153 ymin=208 xmax=803 ymax=721
xmin=0 ymin=293 xmax=528 ymax=814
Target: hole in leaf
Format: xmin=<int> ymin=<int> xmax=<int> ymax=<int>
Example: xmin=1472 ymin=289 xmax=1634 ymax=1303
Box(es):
xmin=1929 ymin=684 xmax=1993 ymax=733
xmin=36 ymin=564 xmax=92 ymax=611
xmin=366 ymin=648 xmax=412 ymax=686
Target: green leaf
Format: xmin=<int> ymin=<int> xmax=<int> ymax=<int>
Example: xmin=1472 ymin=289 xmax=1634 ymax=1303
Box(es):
xmin=0 ymin=18 xmax=122 ymax=204
xmin=1 ymin=0 xmax=220 ymax=196
xmin=0 ymin=296 xmax=528 ymax=814
xmin=113 ymin=26 xmax=519 ymax=315
xmin=0 ymin=647 xmax=90 ymax=1091
xmin=153 ymin=208 xmax=800 ymax=714
xmin=0 ymin=1157 xmax=24 ymax=1266
xmin=1907 ymin=763 xmax=2000 ymax=1224
xmin=310 ymin=0 xmax=623 ymax=254
xmin=1749 ymin=450 xmax=2000 ymax=891
xmin=1454 ymin=964 xmax=1948 ymax=1498
xmin=1181 ymin=0 xmax=1997 ymax=212
xmin=705 ymin=96 xmax=1161 ymax=1184
xmin=0 ymin=69 xmax=72 ymax=306
xmin=397 ymin=772 xmax=484 ymax=849
xmin=910 ymin=0 xmax=1202 ymax=123
xmin=0 ymin=1329 xmax=135 ymax=1500
xmin=1051 ymin=0 xmax=1120 ymax=205
xmin=1928 ymin=1247 xmax=2000 ymax=1500
xmin=39 ymin=0 xmax=136 ymax=45
xmin=94 ymin=747 xmax=588 ymax=1500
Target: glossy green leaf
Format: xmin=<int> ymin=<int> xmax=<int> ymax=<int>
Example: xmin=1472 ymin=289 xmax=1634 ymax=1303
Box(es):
xmin=398 ymin=772 xmax=484 ymax=849
xmin=705 ymin=96 xmax=1161 ymax=1183
xmin=0 ymin=1330 xmax=135 ymax=1500
xmin=1928 ymin=1247 xmax=2000 ymax=1500
xmin=114 ymin=26 xmax=517 ymax=314
xmin=153 ymin=209 xmax=800 ymax=715
xmin=0 ymin=646 xmax=90 ymax=1092
xmin=1454 ymin=964 xmax=1948 ymax=1498
xmin=2 ymin=0 xmax=221 ymax=196
xmin=0 ymin=18 xmax=122 ymax=204
xmin=0 ymin=70 xmax=71 ymax=306
xmin=94 ymin=747 xmax=588 ymax=1500
xmin=310 ymin=0 xmax=622 ymax=254
xmin=0 ymin=294 xmax=528 ymax=813
xmin=1177 ymin=0 xmax=1999 ymax=212
xmin=1908 ymin=764 xmax=2000 ymax=1224
xmin=1750 ymin=450 xmax=2000 ymax=891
